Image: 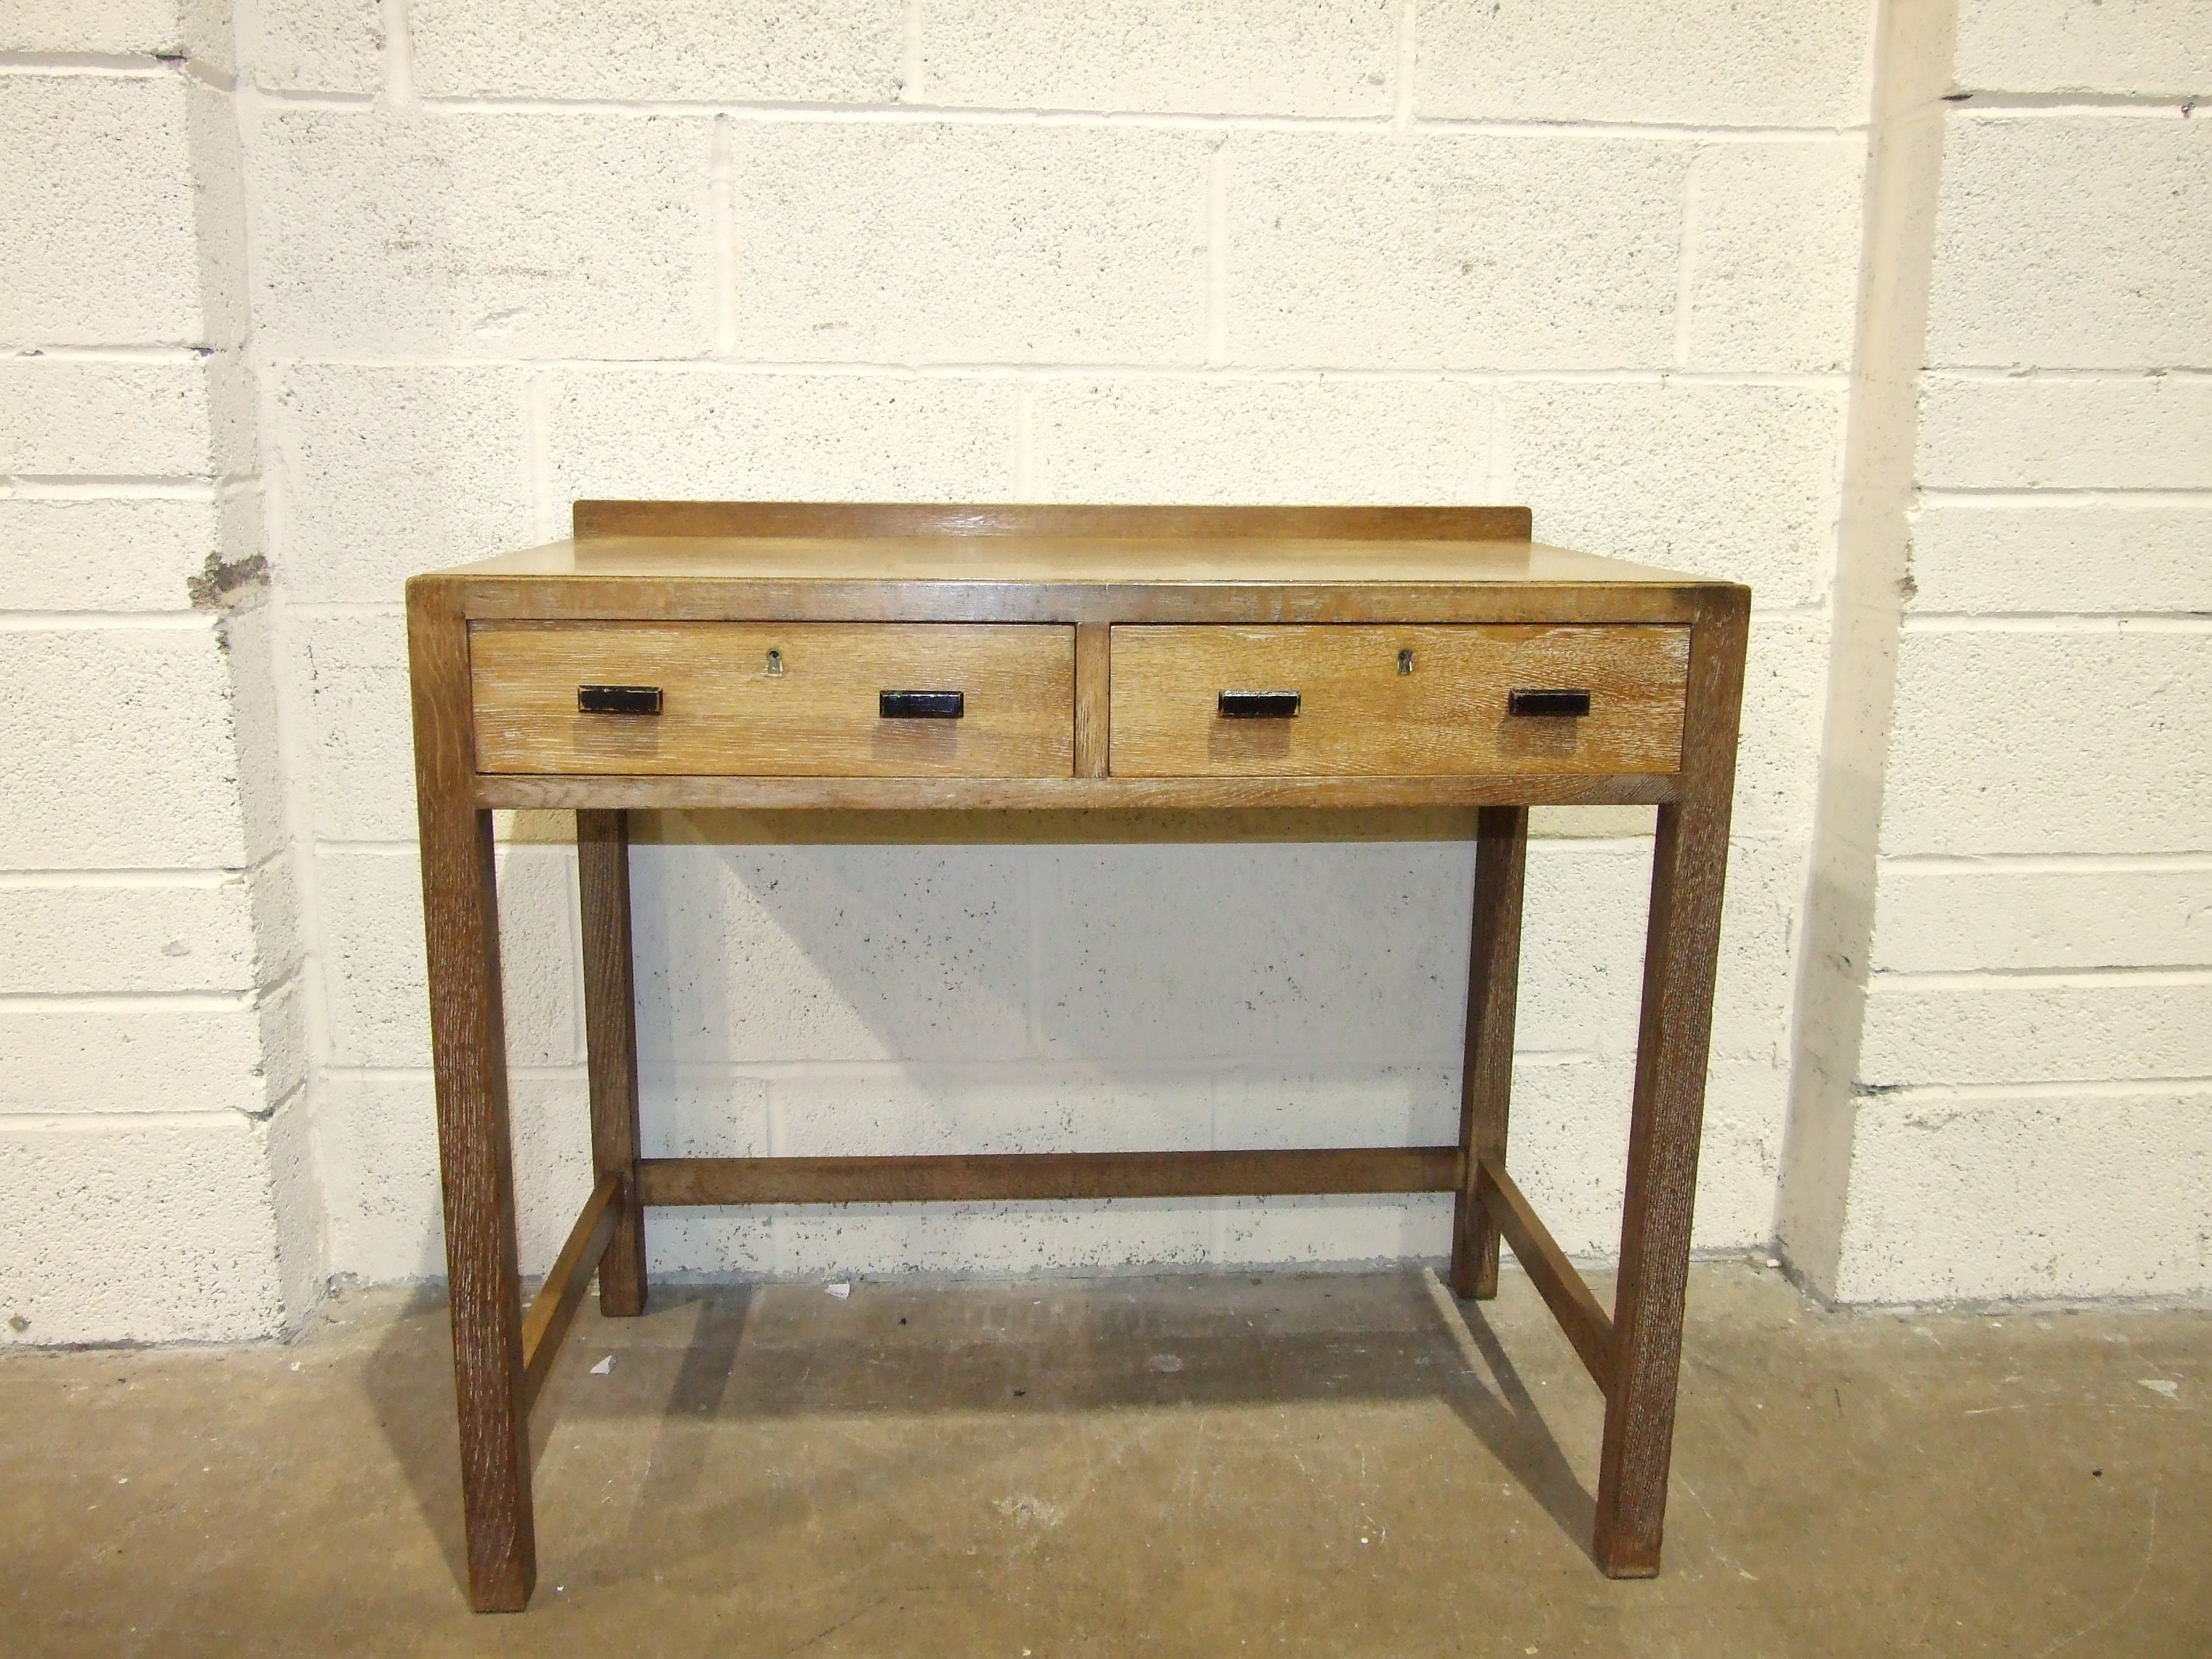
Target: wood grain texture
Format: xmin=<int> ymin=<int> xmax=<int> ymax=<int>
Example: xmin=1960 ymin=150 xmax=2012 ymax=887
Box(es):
xmin=476 ymin=772 xmax=1683 ymax=812
xmin=457 ymin=576 xmax=1706 ymax=628
xmin=405 ymin=576 xmax=534 ymax=1613
xmin=637 ymin=1147 xmax=1461 ymax=1206
xmin=1594 ymin=586 xmax=1750 ymax=1579
xmin=1109 ymin=625 xmax=1689 ymax=778
xmin=471 ymin=622 xmax=1075 ymax=777
xmin=1073 ymin=622 xmax=1110 ymax=778
xmin=576 ymin=809 xmax=645 ymax=1318
xmin=517 ymin=1174 xmax=623 ymax=1414
xmin=1452 ymin=805 xmax=1528 ymax=1299
xmin=1475 ymin=1155 xmax=1614 ymax=1389
xmin=573 ymin=500 xmax=1534 ymax=543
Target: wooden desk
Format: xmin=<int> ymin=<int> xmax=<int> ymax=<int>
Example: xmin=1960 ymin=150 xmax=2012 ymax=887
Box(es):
xmin=406 ymin=501 xmax=1748 ymax=1611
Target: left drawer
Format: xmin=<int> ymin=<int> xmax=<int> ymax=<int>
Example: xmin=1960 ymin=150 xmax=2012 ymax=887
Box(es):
xmin=470 ymin=622 xmax=1076 ymax=777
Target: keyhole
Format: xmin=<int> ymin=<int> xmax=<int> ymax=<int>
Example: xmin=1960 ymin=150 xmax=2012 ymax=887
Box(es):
xmin=765 ymin=649 xmax=784 ymax=676
xmin=1397 ymin=649 xmax=1414 ymax=676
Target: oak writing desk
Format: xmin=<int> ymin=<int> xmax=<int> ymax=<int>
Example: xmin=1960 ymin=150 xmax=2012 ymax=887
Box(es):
xmin=406 ymin=500 xmax=1748 ymax=1611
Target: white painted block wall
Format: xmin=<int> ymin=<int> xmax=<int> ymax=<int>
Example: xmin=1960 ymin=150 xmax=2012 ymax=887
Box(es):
xmin=1824 ymin=0 xmax=2212 ymax=1303
xmin=5 ymin=0 xmax=2202 ymax=1342
xmin=0 ymin=0 xmax=319 ymax=1343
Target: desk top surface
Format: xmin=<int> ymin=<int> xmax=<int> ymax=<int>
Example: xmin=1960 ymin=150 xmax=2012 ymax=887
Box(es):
xmin=443 ymin=532 xmax=1706 ymax=589
xmin=425 ymin=501 xmax=1727 ymax=594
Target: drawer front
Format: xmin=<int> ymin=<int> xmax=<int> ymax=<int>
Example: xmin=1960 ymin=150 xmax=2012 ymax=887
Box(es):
xmin=1108 ymin=624 xmax=1689 ymax=777
xmin=472 ymin=623 xmax=1075 ymax=776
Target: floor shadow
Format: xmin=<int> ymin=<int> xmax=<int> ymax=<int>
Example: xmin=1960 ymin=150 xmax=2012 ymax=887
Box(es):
xmin=357 ymin=1268 xmax=1600 ymax=1593
xmin=1431 ymin=1285 xmax=1600 ymax=1558
xmin=503 ymin=1267 xmax=1599 ymax=1574
xmin=355 ymin=1284 xmax=470 ymax=1599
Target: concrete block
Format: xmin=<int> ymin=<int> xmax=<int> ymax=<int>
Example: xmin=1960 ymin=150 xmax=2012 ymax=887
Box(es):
xmin=1 ymin=1 xmax=182 ymax=54
xmin=0 ymin=991 xmax=301 ymax=1117
xmin=1504 ymin=1058 xmax=1629 ymax=1256
xmin=0 ymin=360 xmax=210 ymax=478
xmin=1030 ymin=843 xmax=1477 ymax=1066
xmin=315 ymin=1075 xmax=442 ymax=1282
xmin=251 ymin=0 xmax=384 ymax=92
xmin=1223 ymin=131 xmax=1685 ymax=370
xmin=732 ymin=124 xmax=1208 ymax=364
xmin=318 ymin=1072 xmax=595 ymax=1282
xmin=1517 ymin=841 xmax=1652 ymax=1058
xmin=642 ymin=1210 xmax=777 ymax=1278
xmin=920 ymin=0 xmax=1396 ymax=116
xmin=181 ymin=0 xmax=236 ymax=76
xmin=1213 ymin=1067 xmax=1455 ymax=1153
xmin=0 ymin=626 xmax=249 ymax=868
xmin=1499 ymin=381 xmax=1846 ymax=606
xmin=318 ymin=846 xmax=579 ymax=1069
xmin=273 ymin=363 xmax=533 ymax=607
xmin=301 ymin=611 xmax=415 ymax=842
xmin=1731 ymin=609 xmax=1830 ymax=840
xmin=1908 ymin=501 xmax=2212 ymax=616
xmin=1860 ymin=976 xmax=2212 ymax=1087
xmin=264 ymin=1079 xmax=325 ymax=1322
xmin=543 ymin=370 xmax=1019 ymax=505
xmin=774 ymin=1066 xmax=1215 ymax=1157
xmin=1873 ymin=862 xmax=2212 ymax=972
xmin=1928 ymin=117 xmax=2212 ymax=370
xmin=0 ymin=498 xmax=217 ymax=613
xmin=630 ymin=843 xmax=1032 ymax=1066
xmin=1882 ymin=631 xmax=2212 ymax=855
xmin=1835 ymin=1088 xmax=2212 ymax=1303
xmin=1415 ymin=0 xmax=1872 ymax=126
xmin=1212 ymin=1193 xmax=1452 ymax=1268
xmin=0 ymin=876 xmax=260 ymax=994
xmin=1709 ymin=836 xmax=1816 ymax=1065
xmin=203 ymin=344 xmax=258 ymax=482
xmin=1497 ymin=1056 xmax=1786 ymax=1257
xmin=771 ymin=1195 xmax=1214 ymax=1280
xmin=248 ymin=107 xmax=714 ymax=357
xmin=249 ymin=852 xmax=304 ymax=986
xmin=0 ymin=1114 xmax=294 ymax=1344
xmin=640 ymin=1072 xmax=769 ymax=1160
xmin=1028 ymin=377 xmax=1490 ymax=505
xmin=411 ymin=0 xmax=899 ymax=102
xmin=1684 ymin=141 xmax=1866 ymax=374
xmin=0 ymin=75 xmax=199 ymax=349
xmin=216 ymin=601 xmax=288 ymax=868
xmin=1691 ymin=1059 xmax=1790 ymax=1250
xmin=183 ymin=76 xmax=248 ymax=354
xmin=1917 ymin=375 xmax=2212 ymax=491
xmin=1956 ymin=0 xmax=2212 ymax=96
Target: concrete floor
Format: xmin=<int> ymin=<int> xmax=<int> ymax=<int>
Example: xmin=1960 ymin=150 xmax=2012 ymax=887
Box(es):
xmin=1 ymin=1264 xmax=2206 ymax=1657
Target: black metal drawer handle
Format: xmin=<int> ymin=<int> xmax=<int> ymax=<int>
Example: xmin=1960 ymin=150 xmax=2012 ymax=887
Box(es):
xmin=1218 ymin=690 xmax=1302 ymax=718
xmin=880 ymin=690 xmax=964 ymax=719
xmin=1508 ymin=689 xmax=1591 ymax=718
xmin=578 ymin=684 xmax=662 ymax=715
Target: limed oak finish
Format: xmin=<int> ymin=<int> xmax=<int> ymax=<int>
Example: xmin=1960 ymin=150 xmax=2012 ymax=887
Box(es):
xmin=406 ymin=500 xmax=1749 ymax=1610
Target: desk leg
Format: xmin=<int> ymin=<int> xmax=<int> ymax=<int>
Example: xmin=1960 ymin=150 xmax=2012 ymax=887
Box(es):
xmin=1451 ymin=805 xmax=1527 ymax=1299
xmin=1594 ymin=591 xmax=1746 ymax=1577
xmin=410 ymin=586 xmax=534 ymax=1612
xmin=578 ymin=809 xmax=646 ymax=1316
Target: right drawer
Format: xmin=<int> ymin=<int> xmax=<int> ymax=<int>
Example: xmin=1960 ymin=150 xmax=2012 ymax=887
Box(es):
xmin=1108 ymin=624 xmax=1691 ymax=777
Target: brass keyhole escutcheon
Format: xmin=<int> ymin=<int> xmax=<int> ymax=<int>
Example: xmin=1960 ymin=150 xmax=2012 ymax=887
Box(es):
xmin=765 ymin=648 xmax=784 ymax=676
xmin=1398 ymin=649 xmax=1415 ymax=676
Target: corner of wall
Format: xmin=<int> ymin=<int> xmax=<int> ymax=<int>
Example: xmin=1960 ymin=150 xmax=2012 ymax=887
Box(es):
xmin=1777 ymin=0 xmax=1959 ymax=1298
xmin=186 ymin=0 xmax=329 ymax=1335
